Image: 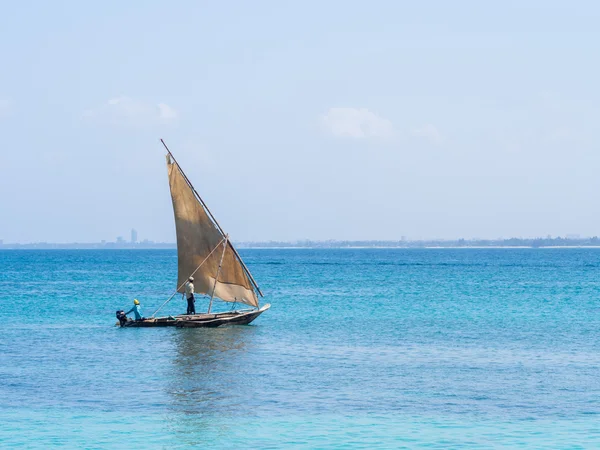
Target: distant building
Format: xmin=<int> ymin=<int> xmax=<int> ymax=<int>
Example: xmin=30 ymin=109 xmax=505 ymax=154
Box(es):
xmin=131 ymin=229 xmax=138 ymax=244
xmin=116 ymin=236 xmax=124 ymax=244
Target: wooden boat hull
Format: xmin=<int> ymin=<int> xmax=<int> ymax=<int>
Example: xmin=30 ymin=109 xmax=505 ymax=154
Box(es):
xmin=176 ymin=304 xmax=271 ymax=328
xmin=120 ymin=316 xmax=179 ymax=327
xmin=119 ymin=304 xmax=270 ymax=328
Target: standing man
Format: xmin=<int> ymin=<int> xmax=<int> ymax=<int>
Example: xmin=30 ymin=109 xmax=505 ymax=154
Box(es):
xmin=185 ymin=276 xmax=196 ymax=315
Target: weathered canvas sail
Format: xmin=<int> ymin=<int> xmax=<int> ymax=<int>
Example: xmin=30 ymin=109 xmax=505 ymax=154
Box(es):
xmin=166 ymin=155 xmax=259 ymax=307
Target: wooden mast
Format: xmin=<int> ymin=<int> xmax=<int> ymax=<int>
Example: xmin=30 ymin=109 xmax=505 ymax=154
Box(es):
xmin=207 ymin=235 xmax=228 ymax=314
xmin=150 ymin=236 xmax=226 ymax=317
xmin=160 ymin=139 xmax=264 ymax=299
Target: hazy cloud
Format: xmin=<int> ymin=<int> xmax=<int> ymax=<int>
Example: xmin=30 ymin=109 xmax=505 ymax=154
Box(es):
xmin=0 ymin=99 xmax=11 ymax=118
xmin=158 ymin=103 xmax=178 ymax=121
xmin=321 ymin=107 xmax=394 ymax=138
xmin=412 ymin=124 xmax=441 ymax=144
xmin=84 ymin=97 xmax=179 ymax=127
xmin=548 ymin=126 xmax=572 ymax=141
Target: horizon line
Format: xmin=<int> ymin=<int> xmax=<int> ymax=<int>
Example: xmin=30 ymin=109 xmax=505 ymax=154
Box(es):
xmin=1 ymin=235 xmax=599 ymax=249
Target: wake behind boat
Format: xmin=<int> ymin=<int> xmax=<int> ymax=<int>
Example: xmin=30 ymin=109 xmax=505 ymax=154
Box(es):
xmin=117 ymin=139 xmax=269 ymax=328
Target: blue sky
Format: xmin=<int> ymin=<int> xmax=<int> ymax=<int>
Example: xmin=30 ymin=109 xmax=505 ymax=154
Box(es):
xmin=1 ymin=0 xmax=599 ymax=243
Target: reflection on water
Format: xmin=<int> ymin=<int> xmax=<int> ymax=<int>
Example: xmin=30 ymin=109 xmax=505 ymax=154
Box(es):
xmin=166 ymin=327 xmax=259 ymax=418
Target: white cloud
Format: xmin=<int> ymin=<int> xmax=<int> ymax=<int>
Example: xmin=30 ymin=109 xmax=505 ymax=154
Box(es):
xmin=84 ymin=97 xmax=178 ymax=127
xmin=321 ymin=107 xmax=394 ymax=138
xmin=412 ymin=124 xmax=441 ymax=144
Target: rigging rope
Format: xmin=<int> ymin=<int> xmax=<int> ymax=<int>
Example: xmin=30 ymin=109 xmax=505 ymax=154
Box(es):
xmin=150 ymin=236 xmax=226 ymax=317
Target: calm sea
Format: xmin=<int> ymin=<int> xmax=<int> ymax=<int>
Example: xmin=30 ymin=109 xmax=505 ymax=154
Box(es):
xmin=1 ymin=249 xmax=599 ymax=448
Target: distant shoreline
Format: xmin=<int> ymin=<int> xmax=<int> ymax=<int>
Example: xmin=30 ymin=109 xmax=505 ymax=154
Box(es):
xmin=2 ymin=237 xmax=600 ymax=250
xmin=3 ymin=244 xmax=600 ymax=250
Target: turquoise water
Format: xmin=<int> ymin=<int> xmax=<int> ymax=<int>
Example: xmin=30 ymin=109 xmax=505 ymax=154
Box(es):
xmin=1 ymin=249 xmax=600 ymax=448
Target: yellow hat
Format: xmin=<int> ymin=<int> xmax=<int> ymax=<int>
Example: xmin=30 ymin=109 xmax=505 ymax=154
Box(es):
xmin=134 ymin=299 xmax=140 ymax=305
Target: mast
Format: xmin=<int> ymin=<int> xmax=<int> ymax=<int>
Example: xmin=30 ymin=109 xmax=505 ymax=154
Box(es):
xmin=208 ymin=235 xmax=228 ymax=313
xmin=150 ymin=237 xmax=226 ymax=317
xmin=160 ymin=139 xmax=263 ymax=299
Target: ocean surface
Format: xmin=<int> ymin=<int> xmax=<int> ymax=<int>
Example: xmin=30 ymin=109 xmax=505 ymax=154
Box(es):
xmin=1 ymin=248 xmax=600 ymax=448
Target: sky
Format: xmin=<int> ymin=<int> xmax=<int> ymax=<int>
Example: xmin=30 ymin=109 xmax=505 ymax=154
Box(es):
xmin=1 ymin=0 xmax=600 ymax=243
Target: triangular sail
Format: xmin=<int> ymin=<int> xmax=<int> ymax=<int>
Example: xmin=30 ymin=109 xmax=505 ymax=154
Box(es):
xmin=166 ymin=155 xmax=259 ymax=307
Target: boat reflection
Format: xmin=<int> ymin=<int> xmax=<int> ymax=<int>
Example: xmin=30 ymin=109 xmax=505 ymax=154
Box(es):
xmin=166 ymin=326 xmax=259 ymax=418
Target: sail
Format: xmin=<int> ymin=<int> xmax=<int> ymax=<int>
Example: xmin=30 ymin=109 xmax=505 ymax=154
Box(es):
xmin=166 ymin=155 xmax=259 ymax=307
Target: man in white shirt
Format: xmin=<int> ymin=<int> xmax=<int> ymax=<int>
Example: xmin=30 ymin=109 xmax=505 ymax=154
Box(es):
xmin=185 ymin=277 xmax=195 ymax=315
